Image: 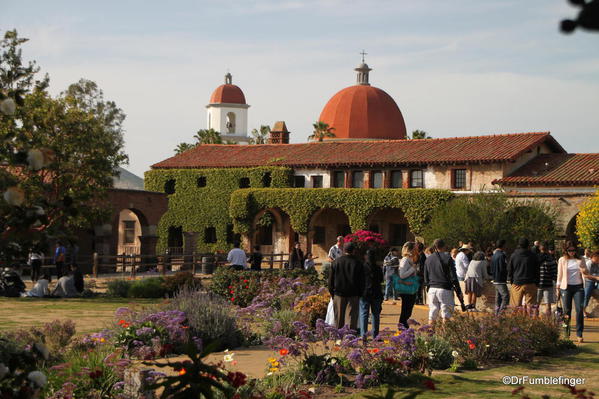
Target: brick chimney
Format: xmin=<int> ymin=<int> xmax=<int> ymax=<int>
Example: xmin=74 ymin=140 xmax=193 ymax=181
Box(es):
xmin=269 ymin=121 xmax=290 ymax=144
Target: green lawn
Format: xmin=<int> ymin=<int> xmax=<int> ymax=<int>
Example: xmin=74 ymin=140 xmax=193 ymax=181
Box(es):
xmin=0 ymin=296 xmax=163 ymax=334
xmin=347 ymin=344 xmax=599 ymax=399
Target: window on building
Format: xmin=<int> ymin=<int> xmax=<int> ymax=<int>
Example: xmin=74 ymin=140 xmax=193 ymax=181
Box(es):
xmin=258 ymin=225 xmax=272 ymax=245
xmin=167 ymin=226 xmax=183 ymax=247
xmin=311 ymin=175 xmax=323 ymax=188
xmin=332 ymin=171 xmax=345 ymax=188
xmin=337 ymin=224 xmax=351 ymax=237
xmin=262 ymin=172 xmax=272 ymax=187
xmin=197 ymin=176 xmax=206 ymax=188
xmin=294 ymin=175 xmax=306 ymax=188
xmin=239 ymin=177 xmax=250 ymax=188
xmin=123 ymin=220 xmax=136 ymax=244
xmin=204 ymin=227 xmax=217 ymax=244
xmin=409 ymin=170 xmax=424 ymax=188
xmin=452 ymin=169 xmax=467 ymax=189
xmin=352 ymin=171 xmax=364 ymax=188
xmin=391 ymin=224 xmax=407 ymax=245
xmin=371 ymin=171 xmax=383 ymax=188
xmin=164 ymin=179 xmax=176 ymax=194
xmin=391 ymin=170 xmax=402 ymax=188
xmin=313 ymin=226 xmax=326 ymax=245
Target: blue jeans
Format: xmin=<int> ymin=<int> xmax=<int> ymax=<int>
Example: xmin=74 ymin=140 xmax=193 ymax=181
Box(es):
xmin=359 ymin=297 xmax=383 ymax=339
xmin=384 ymin=277 xmax=396 ymax=300
xmin=561 ymin=284 xmax=585 ymax=338
xmin=584 ymin=280 xmax=598 ymax=309
xmin=494 ymin=283 xmax=510 ymax=315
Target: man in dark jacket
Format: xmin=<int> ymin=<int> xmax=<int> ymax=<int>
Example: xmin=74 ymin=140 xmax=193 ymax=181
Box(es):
xmin=537 ymin=241 xmax=557 ymax=317
xmin=491 ymin=239 xmax=509 ymax=315
xmin=423 ymin=239 xmax=463 ymax=323
xmin=507 ymin=238 xmax=540 ymax=312
xmin=360 ymin=249 xmax=383 ymax=339
xmin=328 ymin=242 xmax=364 ymax=330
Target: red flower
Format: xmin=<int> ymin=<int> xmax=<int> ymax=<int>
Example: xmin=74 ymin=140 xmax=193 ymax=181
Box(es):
xmin=228 ymin=285 xmax=232 ymax=289
xmin=179 ymin=368 xmax=187 ymax=376
xmin=469 ymin=343 xmax=476 ymax=350
xmin=423 ymin=379 xmax=436 ymax=390
xmin=243 ymin=279 xmax=249 ymax=283
xmin=231 ymin=297 xmax=236 ymax=302
xmin=227 ymin=371 xmax=248 ymax=388
xmin=467 ymin=339 xmax=472 ymax=344
xmin=279 ymin=348 xmax=289 ymax=356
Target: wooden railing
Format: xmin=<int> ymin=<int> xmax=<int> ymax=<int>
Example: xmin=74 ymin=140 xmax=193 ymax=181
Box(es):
xmin=14 ymin=251 xmax=291 ymax=279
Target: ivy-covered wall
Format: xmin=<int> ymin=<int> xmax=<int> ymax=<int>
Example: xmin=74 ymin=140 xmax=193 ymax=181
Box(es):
xmin=230 ymin=188 xmax=454 ymax=235
xmin=144 ymin=167 xmax=294 ymax=252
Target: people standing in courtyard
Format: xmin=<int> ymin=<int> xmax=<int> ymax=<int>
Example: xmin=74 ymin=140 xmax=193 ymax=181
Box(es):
xmin=328 ymin=236 xmax=344 ymax=263
xmin=414 ymin=242 xmax=427 ymax=305
xmin=53 ymin=241 xmax=66 ymax=279
xmin=583 ymin=251 xmax=599 ymax=317
xmin=360 ymin=249 xmax=383 ymax=339
xmin=397 ymin=241 xmax=419 ymax=328
xmin=557 ymin=242 xmax=598 ymax=343
xmin=491 ymin=240 xmax=509 ymax=314
xmin=289 ymin=242 xmax=305 ymax=269
xmin=537 ymin=241 xmax=558 ymax=317
xmin=424 ymin=239 xmax=463 ymax=323
xmin=328 ymin=242 xmax=364 ymax=330
xmin=383 ymin=248 xmax=400 ymax=302
xmin=507 ymin=238 xmax=540 ymax=313
xmin=27 ymin=248 xmax=43 ymax=282
xmin=455 ymin=244 xmax=472 ymax=301
xmin=464 ymin=251 xmax=490 ymax=311
xmin=227 ymin=242 xmax=247 ymax=271
xmin=248 ymin=245 xmax=263 ymax=271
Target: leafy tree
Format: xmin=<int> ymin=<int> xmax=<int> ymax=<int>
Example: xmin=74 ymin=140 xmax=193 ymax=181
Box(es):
xmin=576 ymin=190 xmax=599 ymax=251
xmin=194 ymin=128 xmax=223 ymax=144
xmin=249 ymin=125 xmax=270 ymax=144
xmin=410 ymin=130 xmax=431 ymax=139
xmin=174 ymin=142 xmax=196 ymax=154
xmin=309 ymin=121 xmax=335 ymax=142
xmin=422 ymin=192 xmax=557 ymax=251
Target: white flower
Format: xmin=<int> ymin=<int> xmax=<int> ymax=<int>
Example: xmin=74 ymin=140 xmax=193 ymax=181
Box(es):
xmin=3 ymin=186 xmax=25 ymax=206
xmin=335 ymin=339 xmax=342 ymax=345
xmin=27 ymin=149 xmax=44 ymax=170
xmin=330 ymin=358 xmax=337 ymax=365
xmin=267 ymin=372 xmax=273 ymax=376
xmin=428 ymin=351 xmax=434 ymax=359
xmin=223 ymin=350 xmax=234 ymax=362
xmin=0 ymin=363 xmax=9 ymax=379
xmin=451 ymin=350 xmax=459 ymax=358
xmin=32 ymin=206 xmax=45 ymax=216
xmin=34 ymin=342 xmax=50 ymax=360
xmin=485 ymin=344 xmax=490 ymax=348
xmin=0 ymin=98 xmax=16 ymax=115
xmin=27 ymin=371 xmax=47 ymax=388
xmin=308 ymin=387 xmax=316 ymax=394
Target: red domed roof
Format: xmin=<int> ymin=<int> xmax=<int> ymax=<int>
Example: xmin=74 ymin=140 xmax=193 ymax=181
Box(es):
xmin=318 ymin=85 xmax=406 ymax=140
xmin=209 ymin=84 xmax=246 ymax=104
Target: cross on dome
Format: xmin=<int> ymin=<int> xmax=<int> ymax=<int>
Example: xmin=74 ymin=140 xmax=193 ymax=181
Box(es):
xmin=360 ymin=49 xmax=368 ymax=63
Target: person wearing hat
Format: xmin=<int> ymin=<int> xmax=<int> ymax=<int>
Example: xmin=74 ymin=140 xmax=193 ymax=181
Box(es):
xmin=328 ymin=242 xmax=365 ymax=331
xmin=507 ymin=237 xmax=540 ymax=313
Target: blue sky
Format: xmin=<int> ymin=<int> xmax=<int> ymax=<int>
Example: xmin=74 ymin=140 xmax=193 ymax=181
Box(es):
xmin=1 ymin=0 xmax=598 ymax=176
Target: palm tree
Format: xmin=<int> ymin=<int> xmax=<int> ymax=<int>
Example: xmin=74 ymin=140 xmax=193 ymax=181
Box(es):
xmin=410 ymin=130 xmax=431 ymax=140
xmin=249 ymin=125 xmax=271 ymax=144
xmin=174 ymin=142 xmax=196 ymax=154
xmin=194 ymin=128 xmax=223 ymax=144
xmin=309 ymin=121 xmax=336 ymax=142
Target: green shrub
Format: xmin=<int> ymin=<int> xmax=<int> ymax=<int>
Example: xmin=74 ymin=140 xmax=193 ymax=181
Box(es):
xmin=413 ymin=335 xmax=454 ymax=371
xmin=1 ymin=319 xmax=76 ymax=360
xmin=577 ymin=190 xmax=599 ymax=251
xmin=265 ymin=310 xmax=297 ymax=338
xmin=106 ymin=279 xmax=131 ymax=297
xmin=128 ymin=277 xmax=166 ymax=298
xmin=162 ymin=271 xmax=202 ymax=296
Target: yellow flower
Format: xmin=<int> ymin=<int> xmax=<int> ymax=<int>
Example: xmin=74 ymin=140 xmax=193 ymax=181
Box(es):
xmin=394 ymin=331 xmax=401 ymax=337
xmin=384 ymin=339 xmax=390 ymax=344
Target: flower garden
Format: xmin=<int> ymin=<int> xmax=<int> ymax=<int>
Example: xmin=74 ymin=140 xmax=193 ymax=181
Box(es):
xmin=2 ymin=268 xmax=598 ymax=399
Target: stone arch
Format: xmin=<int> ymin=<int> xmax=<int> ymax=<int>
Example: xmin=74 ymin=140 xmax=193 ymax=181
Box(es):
xmin=226 ymin=112 xmax=236 ymax=133
xmin=113 ymin=208 xmax=150 ymax=255
xmin=366 ymin=207 xmax=414 ymax=247
xmin=308 ymin=208 xmax=351 ymax=261
xmin=565 ymin=212 xmax=579 ymax=245
xmin=251 ymin=208 xmax=292 ymax=254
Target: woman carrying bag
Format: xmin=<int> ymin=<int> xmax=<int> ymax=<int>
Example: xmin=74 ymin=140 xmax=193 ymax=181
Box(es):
xmin=556 ymin=241 xmax=598 ymax=343
xmin=394 ymin=241 xmax=420 ymax=329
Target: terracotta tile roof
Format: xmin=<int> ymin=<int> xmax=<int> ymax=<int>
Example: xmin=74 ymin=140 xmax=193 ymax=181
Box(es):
xmin=493 ymin=154 xmax=599 ymax=186
xmin=152 ymin=132 xmax=565 ymax=169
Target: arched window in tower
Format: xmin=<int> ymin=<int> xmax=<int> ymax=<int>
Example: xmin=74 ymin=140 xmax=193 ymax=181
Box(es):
xmin=226 ymin=112 xmax=236 ymax=133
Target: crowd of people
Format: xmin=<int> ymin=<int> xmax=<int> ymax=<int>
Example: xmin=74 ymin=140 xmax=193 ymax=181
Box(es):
xmin=322 ymin=236 xmax=599 ymax=343
xmin=0 ymin=241 xmax=85 ymax=299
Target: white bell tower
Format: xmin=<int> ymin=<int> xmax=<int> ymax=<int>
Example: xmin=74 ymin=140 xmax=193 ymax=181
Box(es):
xmin=206 ymin=72 xmax=250 ymax=144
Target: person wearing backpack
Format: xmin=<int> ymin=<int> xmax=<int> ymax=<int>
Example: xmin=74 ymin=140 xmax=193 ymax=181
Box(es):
xmin=53 ymin=241 xmax=67 ymax=279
